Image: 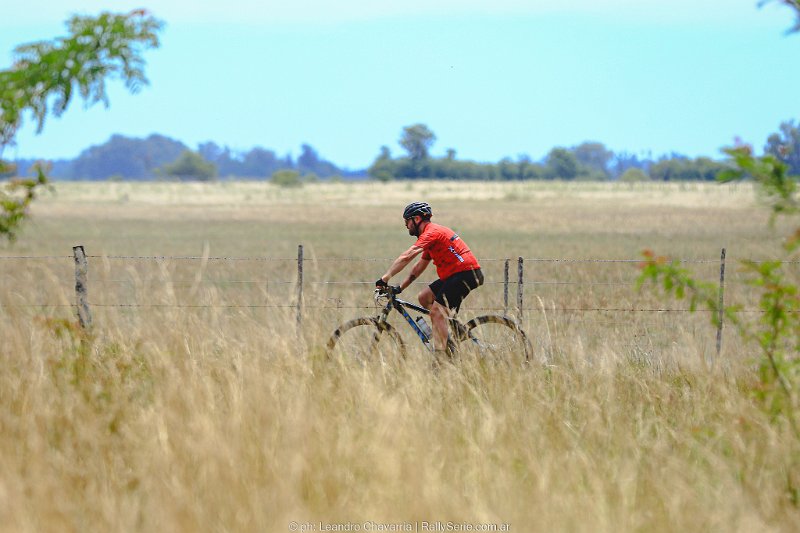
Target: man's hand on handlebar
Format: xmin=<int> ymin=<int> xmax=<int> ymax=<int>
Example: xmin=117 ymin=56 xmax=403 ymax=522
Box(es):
xmin=375 ymin=278 xmax=402 ymax=295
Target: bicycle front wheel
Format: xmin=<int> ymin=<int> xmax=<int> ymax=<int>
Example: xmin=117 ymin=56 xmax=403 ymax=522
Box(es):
xmin=462 ymin=315 xmax=532 ymax=363
xmin=327 ymin=317 xmax=406 ymax=364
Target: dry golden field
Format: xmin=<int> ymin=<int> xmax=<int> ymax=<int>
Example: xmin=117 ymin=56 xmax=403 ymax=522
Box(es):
xmin=1 ymin=180 xmax=798 ymax=532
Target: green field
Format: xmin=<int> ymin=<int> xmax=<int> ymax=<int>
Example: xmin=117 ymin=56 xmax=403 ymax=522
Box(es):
xmin=1 ymin=180 xmax=797 ymax=532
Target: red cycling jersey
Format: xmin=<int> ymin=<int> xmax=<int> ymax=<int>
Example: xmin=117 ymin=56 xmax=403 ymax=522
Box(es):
xmin=414 ymin=222 xmax=481 ymax=280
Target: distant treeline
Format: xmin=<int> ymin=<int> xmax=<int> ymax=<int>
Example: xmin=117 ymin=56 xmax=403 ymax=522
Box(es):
xmin=369 ymin=143 xmax=726 ymax=182
xmin=368 ymin=124 xmax=728 ymax=182
xmin=10 ymin=134 xmax=356 ymax=181
xmin=367 ymin=121 xmax=800 ymax=182
xmin=8 ymin=119 xmax=800 ymax=182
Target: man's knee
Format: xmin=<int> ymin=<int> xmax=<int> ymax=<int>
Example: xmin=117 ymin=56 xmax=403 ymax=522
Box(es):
xmin=418 ymin=288 xmax=434 ymax=308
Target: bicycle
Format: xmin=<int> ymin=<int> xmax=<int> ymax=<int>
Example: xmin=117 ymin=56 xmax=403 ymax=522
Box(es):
xmin=326 ymin=287 xmax=532 ymax=364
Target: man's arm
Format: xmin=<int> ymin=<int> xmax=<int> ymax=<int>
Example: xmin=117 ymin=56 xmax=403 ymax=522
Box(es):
xmin=399 ymin=256 xmax=431 ymax=291
xmin=380 ymin=245 xmax=424 ymax=284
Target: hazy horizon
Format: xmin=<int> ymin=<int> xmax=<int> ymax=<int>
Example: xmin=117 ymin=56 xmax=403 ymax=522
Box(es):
xmin=1 ymin=1 xmax=797 ymax=168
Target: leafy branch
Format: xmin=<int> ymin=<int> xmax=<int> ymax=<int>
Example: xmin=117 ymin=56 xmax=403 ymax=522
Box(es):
xmin=638 ymin=146 xmax=800 ymax=438
xmin=0 ymin=9 xmax=163 ymax=242
xmin=761 ymin=0 xmax=800 ymax=33
xmin=0 ymin=10 xmax=163 ymax=146
xmin=0 ymin=165 xmax=50 ymax=242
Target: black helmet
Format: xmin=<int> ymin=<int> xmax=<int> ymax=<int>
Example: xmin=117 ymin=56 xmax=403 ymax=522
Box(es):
xmin=403 ymin=201 xmax=432 ymax=220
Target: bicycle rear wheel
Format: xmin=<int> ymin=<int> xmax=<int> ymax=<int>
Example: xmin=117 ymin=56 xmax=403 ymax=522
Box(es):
xmin=327 ymin=317 xmax=406 ymax=364
xmin=462 ymin=315 xmax=532 ymax=363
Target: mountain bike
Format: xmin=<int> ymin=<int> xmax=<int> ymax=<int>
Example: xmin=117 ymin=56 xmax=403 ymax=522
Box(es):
xmin=326 ymin=287 xmax=532 ymax=364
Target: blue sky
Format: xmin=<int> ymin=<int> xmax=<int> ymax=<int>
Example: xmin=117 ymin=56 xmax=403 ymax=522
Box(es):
xmin=1 ymin=1 xmax=798 ymax=169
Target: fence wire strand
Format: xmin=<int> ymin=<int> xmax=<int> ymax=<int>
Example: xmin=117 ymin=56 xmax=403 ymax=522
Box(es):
xmin=0 ymin=251 xmax=778 ymax=317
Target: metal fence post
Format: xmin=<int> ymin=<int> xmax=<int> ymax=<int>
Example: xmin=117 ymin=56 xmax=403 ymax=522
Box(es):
xmin=73 ymin=245 xmax=92 ymax=330
xmin=503 ymin=259 xmax=510 ymax=316
xmin=296 ymin=244 xmax=304 ymax=334
xmin=716 ymin=248 xmax=726 ymax=358
xmin=517 ymin=256 xmax=524 ymax=319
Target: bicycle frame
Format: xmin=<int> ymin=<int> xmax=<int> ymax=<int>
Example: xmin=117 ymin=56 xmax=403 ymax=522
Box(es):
xmin=376 ymin=291 xmax=432 ymax=346
xmin=375 ymin=290 xmax=472 ymax=350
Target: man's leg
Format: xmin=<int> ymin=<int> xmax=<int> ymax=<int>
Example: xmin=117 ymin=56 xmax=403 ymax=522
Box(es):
xmin=429 ymin=300 xmax=451 ymax=352
xmin=418 ymin=286 xmax=450 ymax=352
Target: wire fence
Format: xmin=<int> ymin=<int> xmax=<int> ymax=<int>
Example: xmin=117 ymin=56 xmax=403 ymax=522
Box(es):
xmin=6 ymin=244 xmax=798 ymax=362
xmin=0 ymin=244 xmax=745 ymax=316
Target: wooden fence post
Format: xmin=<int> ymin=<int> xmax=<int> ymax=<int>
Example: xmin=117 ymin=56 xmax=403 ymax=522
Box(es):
xmin=716 ymin=248 xmax=726 ymax=358
xmin=503 ymin=259 xmax=510 ymax=316
xmin=517 ymin=256 xmax=524 ymax=319
xmin=296 ymin=244 xmax=304 ymax=334
xmin=73 ymin=245 xmax=92 ymax=330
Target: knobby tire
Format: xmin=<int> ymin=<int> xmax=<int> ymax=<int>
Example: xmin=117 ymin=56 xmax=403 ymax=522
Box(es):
xmin=462 ymin=314 xmax=532 ymax=362
xmin=326 ymin=316 xmax=406 ymax=362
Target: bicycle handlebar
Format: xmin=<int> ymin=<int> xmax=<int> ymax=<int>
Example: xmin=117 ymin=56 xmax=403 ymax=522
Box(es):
xmin=374 ymin=288 xmax=430 ymax=316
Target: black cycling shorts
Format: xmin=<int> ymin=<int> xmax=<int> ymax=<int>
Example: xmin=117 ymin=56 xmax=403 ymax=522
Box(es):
xmin=429 ymin=268 xmax=484 ymax=312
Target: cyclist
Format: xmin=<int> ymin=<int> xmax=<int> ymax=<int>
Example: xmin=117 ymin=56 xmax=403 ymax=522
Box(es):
xmin=376 ymin=201 xmax=484 ymax=355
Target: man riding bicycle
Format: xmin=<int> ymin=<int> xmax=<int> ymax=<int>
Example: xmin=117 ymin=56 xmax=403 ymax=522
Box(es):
xmin=377 ymin=201 xmax=484 ymax=355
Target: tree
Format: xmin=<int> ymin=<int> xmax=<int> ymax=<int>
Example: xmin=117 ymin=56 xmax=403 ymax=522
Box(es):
xmin=71 ymin=134 xmax=187 ymax=179
xmin=240 ymin=148 xmax=286 ymax=178
xmin=765 ymin=119 xmax=800 ymax=176
xmin=620 ymin=168 xmax=649 ymax=182
xmin=517 ymin=155 xmax=545 ymax=180
xmin=399 ymin=124 xmax=436 ymax=161
xmin=198 ymin=142 xmax=243 ymax=177
xmin=0 ymin=10 xmax=163 ymax=241
xmin=649 ymin=155 xmax=726 ymax=181
xmin=271 ymin=169 xmax=302 ymax=188
xmin=160 ymin=150 xmax=217 ymax=181
xmin=545 ymin=148 xmax=579 ymax=180
xmin=368 ymin=146 xmax=395 ymax=182
xmin=649 ymin=156 xmax=683 ymax=181
xmin=296 ymin=143 xmax=339 ymax=177
xmin=198 ymin=141 xmax=224 ymax=163
xmin=498 ymin=158 xmax=518 ymax=181
xmin=611 ymin=151 xmax=652 ymax=179
xmin=573 ymin=141 xmax=613 ymax=178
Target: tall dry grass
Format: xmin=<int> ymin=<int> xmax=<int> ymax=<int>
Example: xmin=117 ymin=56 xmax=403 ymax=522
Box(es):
xmin=0 ymin=181 xmax=798 ymax=532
